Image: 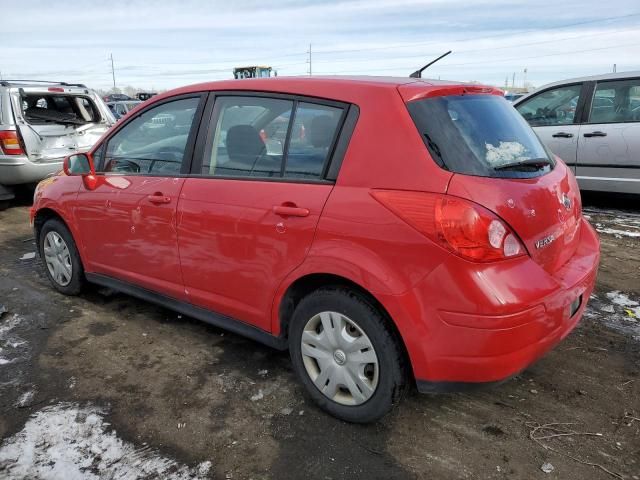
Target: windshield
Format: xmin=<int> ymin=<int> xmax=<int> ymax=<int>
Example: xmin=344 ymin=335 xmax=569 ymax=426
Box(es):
xmin=407 ymin=94 xmax=554 ymax=178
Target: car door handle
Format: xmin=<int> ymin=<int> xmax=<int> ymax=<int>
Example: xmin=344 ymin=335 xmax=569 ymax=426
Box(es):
xmin=272 ymin=205 xmax=310 ymax=217
xmin=552 ymin=132 xmax=574 ymax=138
xmin=147 ymin=193 xmax=172 ymax=204
xmin=583 ymin=131 xmax=607 ymax=137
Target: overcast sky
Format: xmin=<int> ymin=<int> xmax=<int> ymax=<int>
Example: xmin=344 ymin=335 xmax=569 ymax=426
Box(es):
xmin=1 ymin=0 xmax=639 ymax=91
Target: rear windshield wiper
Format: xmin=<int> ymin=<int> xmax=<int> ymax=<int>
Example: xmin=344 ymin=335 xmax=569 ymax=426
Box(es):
xmin=493 ymin=158 xmax=552 ymax=171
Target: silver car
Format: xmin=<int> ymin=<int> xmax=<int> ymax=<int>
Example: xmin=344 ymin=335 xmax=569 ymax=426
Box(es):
xmin=0 ymin=80 xmax=115 ymax=207
xmin=106 ymin=100 xmax=142 ymax=120
xmin=514 ymin=71 xmax=640 ymax=195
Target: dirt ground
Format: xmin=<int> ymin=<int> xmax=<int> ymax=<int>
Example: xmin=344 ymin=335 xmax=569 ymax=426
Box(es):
xmin=0 ymin=192 xmax=639 ymax=480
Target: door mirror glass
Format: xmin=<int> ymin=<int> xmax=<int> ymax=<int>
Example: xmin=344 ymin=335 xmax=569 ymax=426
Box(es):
xmin=63 ymin=153 xmax=93 ymax=176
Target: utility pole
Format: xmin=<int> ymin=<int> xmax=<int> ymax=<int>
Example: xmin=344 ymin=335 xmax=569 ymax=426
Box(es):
xmin=523 ymin=68 xmax=527 ymax=89
xmin=613 ymin=63 xmax=617 ymax=73
xmin=512 ymin=72 xmax=516 ymax=88
xmin=110 ymin=53 xmax=116 ymax=90
xmin=307 ymin=43 xmax=312 ymax=76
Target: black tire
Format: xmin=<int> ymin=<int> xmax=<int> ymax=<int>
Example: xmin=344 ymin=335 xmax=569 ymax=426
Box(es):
xmin=289 ymin=287 xmax=408 ymax=423
xmin=38 ymin=218 xmax=85 ymax=295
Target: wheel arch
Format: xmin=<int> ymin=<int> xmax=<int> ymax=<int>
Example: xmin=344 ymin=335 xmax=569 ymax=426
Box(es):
xmin=33 ymin=207 xmax=85 ymax=267
xmin=275 ymin=272 xmax=415 ymax=382
xmin=34 ymin=207 xmax=69 ymax=247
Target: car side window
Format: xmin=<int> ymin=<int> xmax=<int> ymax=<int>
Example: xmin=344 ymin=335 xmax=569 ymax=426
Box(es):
xmin=101 ymin=97 xmax=200 ymax=175
xmin=589 ymin=78 xmax=640 ymax=124
xmin=202 ymin=96 xmax=293 ymax=178
xmin=516 ymin=84 xmax=582 ymax=127
xmin=284 ymin=103 xmax=342 ymax=180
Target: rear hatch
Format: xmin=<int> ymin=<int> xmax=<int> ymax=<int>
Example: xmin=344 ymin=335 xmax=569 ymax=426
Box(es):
xmin=402 ymin=86 xmax=582 ymax=273
xmin=10 ymin=85 xmax=115 ymax=162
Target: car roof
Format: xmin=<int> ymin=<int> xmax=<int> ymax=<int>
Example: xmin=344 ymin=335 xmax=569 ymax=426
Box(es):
xmin=152 ymin=75 xmax=481 ymax=105
xmin=0 ymin=79 xmax=87 ymax=88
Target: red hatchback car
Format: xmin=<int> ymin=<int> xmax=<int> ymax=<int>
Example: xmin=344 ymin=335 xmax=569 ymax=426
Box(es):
xmin=31 ymin=77 xmax=600 ymax=422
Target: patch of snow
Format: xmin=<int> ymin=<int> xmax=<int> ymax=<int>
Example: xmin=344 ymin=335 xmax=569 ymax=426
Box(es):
xmin=595 ymin=227 xmax=640 ymax=238
xmin=541 ymin=462 xmax=554 ymax=474
xmin=0 ymin=403 xmax=212 ymax=479
xmin=250 ymin=390 xmax=264 ymax=402
xmin=15 ymin=389 xmax=36 ymax=408
xmin=0 ymin=314 xmax=28 ymax=367
xmin=19 ymin=252 xmax=36 ymax=260
xmin=586 ymin=291 xmax=640 ymax=340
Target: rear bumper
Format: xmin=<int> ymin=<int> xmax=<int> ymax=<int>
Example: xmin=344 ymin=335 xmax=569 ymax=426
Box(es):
xmin=0 ymin=156 xmax=62 ymax=185
xmin=380 ymin=218 xmax=600 ymax=389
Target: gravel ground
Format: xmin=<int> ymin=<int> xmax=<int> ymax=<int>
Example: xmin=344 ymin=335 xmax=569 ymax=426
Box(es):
xmin=0 ymin=192 xmax=638 ymax=480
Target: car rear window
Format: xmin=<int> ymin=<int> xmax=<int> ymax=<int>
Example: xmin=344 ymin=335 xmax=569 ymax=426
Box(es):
xmin=407 ymin=94 xmax=554 ymax=178
xmin=21 ymin=93 xmax=101 ymax=125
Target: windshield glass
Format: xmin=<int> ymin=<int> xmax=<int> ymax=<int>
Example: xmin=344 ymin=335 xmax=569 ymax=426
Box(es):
xmin=407 ymin=94 xmax=554 ymax=178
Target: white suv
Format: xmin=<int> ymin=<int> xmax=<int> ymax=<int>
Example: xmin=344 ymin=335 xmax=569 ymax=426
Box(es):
xmin=0 ymin=80 xmax=115 ymax=208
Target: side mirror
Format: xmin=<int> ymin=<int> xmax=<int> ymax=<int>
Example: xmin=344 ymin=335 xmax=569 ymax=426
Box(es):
xmin=63 ymin=153 xmax=93 ymax=176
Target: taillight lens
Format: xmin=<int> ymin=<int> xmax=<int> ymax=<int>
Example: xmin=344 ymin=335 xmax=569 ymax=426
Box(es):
xmin=371 ymin=190 xmax=526 ymax=262
xmin=0 ymin=131 xmax=26 ymax=156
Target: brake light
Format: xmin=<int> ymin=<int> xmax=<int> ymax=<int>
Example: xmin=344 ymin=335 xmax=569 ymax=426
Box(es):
xmin=371 ymin=190 xmax=526 ymax=262
xmin=48 ymin=87 xmax=65 ymax=92
xmin=0 ymin=131 xmax=26 ymax=156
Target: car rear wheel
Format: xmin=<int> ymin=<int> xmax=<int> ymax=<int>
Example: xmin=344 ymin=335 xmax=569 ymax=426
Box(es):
xmin=289 ymin=287 xmax=407 ymax=423
xmin=39 ymin=219 xmax=85 ymax=295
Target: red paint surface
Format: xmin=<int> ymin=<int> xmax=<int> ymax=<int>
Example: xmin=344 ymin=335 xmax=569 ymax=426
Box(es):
xmin=32 ymin=76 xmax=600 ymax=385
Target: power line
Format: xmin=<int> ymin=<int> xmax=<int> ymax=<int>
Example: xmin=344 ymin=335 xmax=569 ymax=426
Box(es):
xmin=310 ymin=27 xmax=632 ymax=67
xmin=310 ymin=12 xmax=640 ymax=57
xmin=319 ymin=41 xmax=640 ymax=74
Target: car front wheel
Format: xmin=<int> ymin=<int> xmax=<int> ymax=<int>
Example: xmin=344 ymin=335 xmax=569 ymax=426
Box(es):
xmin=39 ymin=218 xmax=85 ymax=295
xmin=289 ymin=287 xmax=407 ymax=423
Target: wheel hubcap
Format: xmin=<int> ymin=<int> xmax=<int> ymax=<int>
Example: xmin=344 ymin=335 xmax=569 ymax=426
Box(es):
xmin=43 ymin=231 xmax=72 ymax=287
xmin=300 ymin=311 xmax=379 ymax=406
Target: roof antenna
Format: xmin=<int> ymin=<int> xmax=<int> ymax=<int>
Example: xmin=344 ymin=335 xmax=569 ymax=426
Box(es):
xmin=410 ymin=50 xmax=452 ymax=78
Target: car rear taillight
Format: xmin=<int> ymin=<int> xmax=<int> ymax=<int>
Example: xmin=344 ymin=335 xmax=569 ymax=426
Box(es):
xmin=371 ymin=190 xmax=527 ymax=262
xmin=0 ymin=131 xmax=26 ymax=156
xmin=48 ymin=87 xmax=65 ymax=92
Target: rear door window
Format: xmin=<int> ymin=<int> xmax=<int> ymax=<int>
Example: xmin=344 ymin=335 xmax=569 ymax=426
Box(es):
xmin=202 ymin=96 xmax=293 ymax=177
xmin=284 ymin=102 xmax=342 ymax=179
xmin=408 ymin=94 xmax=554 ymax=178
xmin=101 ymin=97 xmax=200 ymax=175
xmin=516 ymin=84 xmax=582 ymax=126
xmin=589 ymin=78 xmax=640 ymax=124
xmin=201 ymin=96 xmax=344 ymax=180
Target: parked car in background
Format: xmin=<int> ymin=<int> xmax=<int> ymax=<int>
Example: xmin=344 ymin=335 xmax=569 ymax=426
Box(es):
xmin=107 ymin=100 xmax=142 ymax=120
xmin=514 ymin=71 xmax=640 ymax=194
xmin=504 ymin=92 xmax=525 ymax=103
xmin=0 ymin=80 xmax=115 ymax=208
xmin=136 ymin=92 xmax=157 ymax=101
xmin=103 ymin=93 xmax=133 ymax=103
xmin=31 ymin=77 xmax=599 ymax=422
